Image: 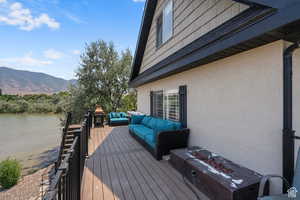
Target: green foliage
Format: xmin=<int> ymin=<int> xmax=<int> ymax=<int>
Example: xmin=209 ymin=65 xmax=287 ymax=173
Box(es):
xmin=119 ymin=91 xmax=137 ymax=112
xmin=0 ymin=158 xmax=22 ymax=189
xmin=0 ymin=92 xmax=70 ymax=114
xmin=66 ymin=40 xmax=135 ymax=122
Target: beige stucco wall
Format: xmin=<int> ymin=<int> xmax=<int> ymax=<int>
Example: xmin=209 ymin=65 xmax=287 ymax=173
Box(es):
xmin=140 ymin=0 xmax=248 ymax=73
xmin=137 ymin=40 xmax=300 ymax=193
xmin=293 ymin=46 xmax=300 ymax=165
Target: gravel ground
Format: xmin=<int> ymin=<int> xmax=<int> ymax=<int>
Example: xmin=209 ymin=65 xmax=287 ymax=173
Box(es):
xmin=0 ymin=165 xmax=53 ymax=200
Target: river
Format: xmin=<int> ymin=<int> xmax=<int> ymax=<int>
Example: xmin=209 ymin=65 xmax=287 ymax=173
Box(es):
xmin=0 ymin=114 xmax=61 ymax=174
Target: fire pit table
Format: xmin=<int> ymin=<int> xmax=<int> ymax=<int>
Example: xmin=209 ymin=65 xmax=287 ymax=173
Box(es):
xmin=169 ymin=147 xmax=265 ymax=200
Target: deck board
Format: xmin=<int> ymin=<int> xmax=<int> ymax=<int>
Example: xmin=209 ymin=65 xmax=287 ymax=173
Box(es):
xmin=93 ymin=128 xmax=103 ymax=200
xmin=81 ymin=126 xmax=208 ymax=200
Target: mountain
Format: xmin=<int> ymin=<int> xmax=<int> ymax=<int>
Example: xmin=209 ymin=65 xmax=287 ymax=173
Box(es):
xmin=0 ymin=67 xmax=76 ymax=94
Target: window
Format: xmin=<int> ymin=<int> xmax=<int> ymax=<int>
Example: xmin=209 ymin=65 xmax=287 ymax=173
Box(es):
xmin=156 ymin=14 xmax=163 ymax=47
xmin=164 ymin=89 xmax=179 ymax=121
xmin=151 ymin=89 xmax=180 ymax=122
xmin=152 ymin=91 xmax=164 ymax=118
xmin=151 ymin=86 xmax=187 ymax=126
xmin=156 ymin=0 xmax=173 ymax=47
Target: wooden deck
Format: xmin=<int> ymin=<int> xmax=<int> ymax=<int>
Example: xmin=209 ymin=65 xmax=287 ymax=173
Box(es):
xmin=81 ymin=126 xmax=208 ymax=200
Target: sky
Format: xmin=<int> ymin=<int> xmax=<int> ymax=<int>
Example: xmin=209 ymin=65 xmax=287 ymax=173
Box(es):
xmin=0 ymin=0 xmax=146 ymax=80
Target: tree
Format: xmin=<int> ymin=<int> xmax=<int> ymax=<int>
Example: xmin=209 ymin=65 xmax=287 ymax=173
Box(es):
xmin=0 ymin=88 xmax=2 ymax=96
xmin=69 ymin=40 xmax=133 ymax=121
xmin=119 ymin=90 xmax=137 ymax=112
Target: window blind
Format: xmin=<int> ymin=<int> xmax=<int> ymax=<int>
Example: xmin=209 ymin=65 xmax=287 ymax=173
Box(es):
xmin=164 ymin=90 xmax=179 ymax=121
xmin=151 ymin=88 xmax=180 ymax=122
xmin=153 ymin=91 xmax=164 ymax=118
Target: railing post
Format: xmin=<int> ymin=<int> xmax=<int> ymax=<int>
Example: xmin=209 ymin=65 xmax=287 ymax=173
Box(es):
xmin=73 ymin=140 xmax=81 ymax=200
xmin=67 ymin=149 xmax=74 ymax=200
xmin=84 ymin=114 xmax=90 ymax=138
xmin=87 ymin=111 xmax=92 ymax=135
xmin=90 ymin=111 xmax=93 ymax=128
xmin=82 ymin=121 xmax=88 ymax=157
xmin=58 ymin=177 xmax=62 ymax=200
xmin=73 ymin=129 xmax=84 ymax=184
xmin=57 ymin=164 xmax=67 ymax=200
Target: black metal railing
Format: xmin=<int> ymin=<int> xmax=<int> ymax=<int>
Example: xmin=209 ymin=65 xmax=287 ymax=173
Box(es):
xmin=43 ymin=111 xmax=92 ymax=200
xmin=56 ymin=112 xmax=73 ymax=170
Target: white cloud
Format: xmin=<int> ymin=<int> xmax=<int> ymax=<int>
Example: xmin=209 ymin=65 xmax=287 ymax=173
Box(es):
xmin=72 ymin=50 xmax=81 ymax=55
xmin=44 ymin=49 xmax=63 ymax=60
xmin=64 ymin=12 xmax=84 ymax=24
xmin=0 ymin=0 xmax=6 ymax=4
xmin=0 ymin=2 xmax=60 ymax=31
xmin=132 ymin=0 xmax=145 ymax=2
xmin=0 ymin=52 xmax=52 ymax=67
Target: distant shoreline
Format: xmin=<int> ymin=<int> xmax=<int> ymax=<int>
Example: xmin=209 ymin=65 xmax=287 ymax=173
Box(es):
xmin=0 ymin=93 xmax=69 ymax=114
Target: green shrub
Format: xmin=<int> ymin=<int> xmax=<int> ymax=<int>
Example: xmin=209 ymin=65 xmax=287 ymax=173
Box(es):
xmin=0 ymin=159 xmax=22 ymax=189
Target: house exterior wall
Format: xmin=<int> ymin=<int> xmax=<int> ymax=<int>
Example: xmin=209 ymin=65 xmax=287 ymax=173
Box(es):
xmin=140 ymin=0 xmax=249 ymax=73
xmin=293 ymin=46 xmax=300 ymax=165
xmin=137 ymin=40 xmax=300 ymax=193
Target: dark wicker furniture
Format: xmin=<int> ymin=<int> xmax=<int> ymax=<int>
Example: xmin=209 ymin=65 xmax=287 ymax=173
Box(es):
xmin=129 ymin=115 xmax=189 ymax=160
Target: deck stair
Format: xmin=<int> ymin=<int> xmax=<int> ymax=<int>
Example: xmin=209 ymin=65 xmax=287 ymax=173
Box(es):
xmin=59 ymin=129 xmax=82 ymax=168
xmin=55 ymin=113 xmax=81 ymax=171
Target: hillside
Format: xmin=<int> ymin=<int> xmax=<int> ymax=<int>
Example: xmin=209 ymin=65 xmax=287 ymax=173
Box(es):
xmin=0 ymin=67 xmax=75 ymax=94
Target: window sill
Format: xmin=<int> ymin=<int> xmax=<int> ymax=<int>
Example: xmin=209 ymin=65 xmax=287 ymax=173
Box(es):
xmin=156 ymin=35 xmax=173 ymax=50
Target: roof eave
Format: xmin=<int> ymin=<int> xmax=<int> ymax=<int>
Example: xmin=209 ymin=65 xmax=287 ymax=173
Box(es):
xmin=130 ymin=0 xmax=158 ymax=82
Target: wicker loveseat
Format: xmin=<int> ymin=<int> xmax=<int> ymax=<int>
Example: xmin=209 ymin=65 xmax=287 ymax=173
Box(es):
xmin=129 ymin=115 xmax=190 ymax=160
xmin=108 ymin=112 xmax=129 ymax=126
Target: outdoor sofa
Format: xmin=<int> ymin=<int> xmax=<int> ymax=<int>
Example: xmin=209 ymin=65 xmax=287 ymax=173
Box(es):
xmin=108 ymin=112 xmax=129 ymax=126
xmin=129 ymin=115 xmax=190 ymax=160
xmin=257 ymin=147 xmax=300 ymax=200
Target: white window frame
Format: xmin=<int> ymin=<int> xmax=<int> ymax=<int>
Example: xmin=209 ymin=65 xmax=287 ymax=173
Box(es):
xmin=163 ymin=89 xmax=179 ymax=122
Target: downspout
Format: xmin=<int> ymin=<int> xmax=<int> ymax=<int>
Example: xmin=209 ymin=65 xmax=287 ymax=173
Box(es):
xmin=283 ymin=41 xmax=300 ymax=186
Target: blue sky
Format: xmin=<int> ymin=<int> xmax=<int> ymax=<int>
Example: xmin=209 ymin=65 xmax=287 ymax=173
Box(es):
xmin=0 ymin=0 xmax=145 ymax=79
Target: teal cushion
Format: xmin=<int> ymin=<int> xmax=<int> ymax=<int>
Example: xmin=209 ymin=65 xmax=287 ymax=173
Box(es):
xmin=120 ymin=112 xmax=128 ymax=118
xmin=171 ymin=121 xmax=182 ymax=130
xmin=145 ymin=134 xmax=156 ymax=148
xmin=141 ymin=116 xmax=152 ymax=127
xmin=111 ymin=117 xmax=128 ymax=122
xmin=131 ymin=115 xmax=145 ymax=124
xmin=128 ymin=124 xmax=143 ymax=132
xmin=147 ymin=117 xmax=158 ymax=129
xmin=154 ymin=119 xmax=176 ymax=133
xmin=134 ymin=126 xmax=154 ymax=139
xmin=110 ymin=112 xmax=119 ymax=118
xmin=109 ymin=112 xmax=114 ymax=118
xmin=128 ymin=124 xmax=134 ymax=132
